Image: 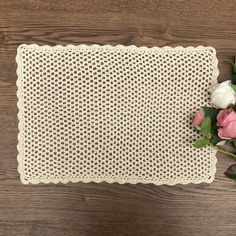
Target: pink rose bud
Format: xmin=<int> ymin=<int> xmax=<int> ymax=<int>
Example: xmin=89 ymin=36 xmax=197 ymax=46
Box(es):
xmin=193 ymin=110 xmax=205 ymax=126
xmin=217 ymin=109 xmax=236 ymax=139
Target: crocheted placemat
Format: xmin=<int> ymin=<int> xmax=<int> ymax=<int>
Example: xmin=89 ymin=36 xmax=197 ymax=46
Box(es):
xmin=16 ymin=44 xmax=218 ymax=185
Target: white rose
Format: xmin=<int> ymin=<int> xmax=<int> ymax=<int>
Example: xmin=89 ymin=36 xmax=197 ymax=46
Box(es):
xmin=210 ymin=80 xmax=236 ymax=109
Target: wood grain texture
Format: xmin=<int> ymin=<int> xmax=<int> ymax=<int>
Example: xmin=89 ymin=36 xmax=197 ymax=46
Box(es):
xmin=1 ymin=0 xmax=236 ymax=235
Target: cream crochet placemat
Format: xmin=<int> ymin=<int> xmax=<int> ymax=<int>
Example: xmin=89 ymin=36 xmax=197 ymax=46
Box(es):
xmin=16 ymin=44 xmax=218 ymax=185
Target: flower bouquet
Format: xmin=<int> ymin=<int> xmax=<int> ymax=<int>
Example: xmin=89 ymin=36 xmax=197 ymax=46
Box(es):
xmin=193 ymin=64 xmax=236 ymax=180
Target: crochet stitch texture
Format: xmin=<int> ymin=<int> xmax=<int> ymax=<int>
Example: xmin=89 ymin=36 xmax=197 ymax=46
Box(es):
xmin=16 ymin=44 xmax=218 ymax=184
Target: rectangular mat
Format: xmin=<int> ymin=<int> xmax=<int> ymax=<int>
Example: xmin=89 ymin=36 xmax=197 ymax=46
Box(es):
xmin=16 ymin=44 xmax=218 ymax=185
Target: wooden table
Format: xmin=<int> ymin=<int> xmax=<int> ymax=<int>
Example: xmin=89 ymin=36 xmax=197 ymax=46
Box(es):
xmin=1 ymin=1 xmax=236 ymax=235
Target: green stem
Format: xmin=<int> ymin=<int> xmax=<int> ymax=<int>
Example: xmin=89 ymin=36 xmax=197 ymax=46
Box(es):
xmin=209 ymin=144 xmax=236 ymax=160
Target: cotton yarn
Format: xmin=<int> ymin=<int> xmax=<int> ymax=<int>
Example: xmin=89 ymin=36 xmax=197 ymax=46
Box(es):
xmin=16 ymin=44 xmax=218 ymax=185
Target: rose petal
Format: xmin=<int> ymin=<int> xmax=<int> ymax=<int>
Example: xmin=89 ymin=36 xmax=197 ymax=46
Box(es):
xmin=217 ymin=109 xmax=236 ymax=127
xmin=211 ymin=92 xmax=236 ymax=109
xmin=218 ymin=121 xmax=236 ymax=139
xmin=193 ymin=111 xmax=204 ymax=126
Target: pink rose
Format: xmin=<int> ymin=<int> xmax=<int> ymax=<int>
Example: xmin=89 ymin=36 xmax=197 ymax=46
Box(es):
xmin=217 ymin=109 xmax=236 ymax=139
xmin=193 ymin=109 xmax=204 ymax=126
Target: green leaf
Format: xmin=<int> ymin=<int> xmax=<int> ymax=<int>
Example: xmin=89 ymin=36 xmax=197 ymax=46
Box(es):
xmin=231 ymin=62 xmax=236 ymax=85
xmin=227 ymin=103 xmax=236 ymax=109
xmin=232 ymin=71 xmax=236 ymax=85
xmin=224 ymin=164 xmax=236 ymax=180
xmin=232 ymin=62 xmax=236 ymax=73
xmin=194 ymin=139 xmax=208 ymax=149
xmin=202 ymin=107 xmax=220 ymax=122
xmin=200 ymin=117 xmax=212 ymax=137
xmin=202 ymin=107 xmax=222 ymax=142
xmin=209 ymin=135 xmax=221 ymax=146
xmin=231 ymin=84 xmax=236 ymax=92
xmin=226 ymin=138 xmax=236 ymax=147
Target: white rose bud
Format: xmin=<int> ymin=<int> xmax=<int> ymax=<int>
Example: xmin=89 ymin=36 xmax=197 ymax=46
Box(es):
xmin=210 ymin=80 xmax=236 ymax=109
